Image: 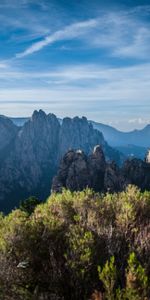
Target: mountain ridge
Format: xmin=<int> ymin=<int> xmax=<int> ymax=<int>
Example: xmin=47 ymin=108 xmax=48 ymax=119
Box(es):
xmin=9 ymin=116 xmax=150 ymax=149
xmin=52 ymin=145 xmax=150 ymax=194
xmin=0 ymin=110 xmax=121 ymax=213
xmin=91 ymin=120 xmax=150 ymax=148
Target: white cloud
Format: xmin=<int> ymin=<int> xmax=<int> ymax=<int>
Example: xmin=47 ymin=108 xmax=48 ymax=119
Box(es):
xmin=16 ymin=19 xmax=98 ymax=58
xmin=89 ymin=10 xmax=150 ymax=60
xmin=0 ymin=63 xmax=150 ymax=93
xmin=13 ymin=7 xmax=150 ymax=60
xmin=0 ymin=62 xmax=149 ymax=103
xmin=114 ymin=27 xmax=150 ymax=58
xmin=0 ymin=61 xmax=8 ymax=69
xmin=128 ymin=118 xmax=150 ymax=125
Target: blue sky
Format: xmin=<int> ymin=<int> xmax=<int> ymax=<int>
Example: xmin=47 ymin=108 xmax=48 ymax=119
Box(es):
xmin=0 ymin=0 xmax=150 ymax=131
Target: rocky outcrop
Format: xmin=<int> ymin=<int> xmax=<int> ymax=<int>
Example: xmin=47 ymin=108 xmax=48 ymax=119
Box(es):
xmin=0 ymin=110 xmax=122 ymax=213
xmin=52 ymin=149 xmax=91 ymax=193
xmin=122 ymin=158 xmax=150 ymax=191
xmin=88 ymin=145 xmax=106 ymax=191
xmin=52 ymin=145 xmax=125 ymax=193
xmin=52 ymin=147 xmax=150 ymax=194
xmin=104 ymin=161 xmax=126 ymax=192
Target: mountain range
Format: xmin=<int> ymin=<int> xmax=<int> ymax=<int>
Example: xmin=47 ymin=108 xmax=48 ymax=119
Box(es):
xmin=1 ymin=110 xmax=150 ymax=213
xmin=0 ymin=110 xmax=121 ymax=213
xmin=11 ymin=117 xmax=150 ymax=159
xmin=91 ymin=120 xmax=150 ymax=146
xmin=52 ymin=145 xmax=150 ymax=194
xmin=90 ymin=121 xmax=150 ymax=159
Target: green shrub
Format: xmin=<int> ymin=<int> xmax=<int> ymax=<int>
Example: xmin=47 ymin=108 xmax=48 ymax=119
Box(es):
xmin=98 ymin=256 xmax=117 ymax=300
xmin=0 ymin=186 xmax=149 ymax=299
xmin=98 ymin=253 xmax=149 ymax=300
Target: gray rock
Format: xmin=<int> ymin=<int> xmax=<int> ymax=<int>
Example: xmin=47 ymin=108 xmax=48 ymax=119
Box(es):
xmin=52 ymin=146 xmax=124 ymax=193
xmin=0 ymin=110 xmax=122 ymax=212
xmin=122 ymin=158 xmax=150 ymax=191
xmin=52 ymin=146 xmax=150 ymax=194
xmin=104 ymin=161 xmax=127 ymax=193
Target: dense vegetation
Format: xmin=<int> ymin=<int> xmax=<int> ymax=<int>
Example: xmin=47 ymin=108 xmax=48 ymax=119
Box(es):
xmin=0 ymin=186 xmax=149 ymax=299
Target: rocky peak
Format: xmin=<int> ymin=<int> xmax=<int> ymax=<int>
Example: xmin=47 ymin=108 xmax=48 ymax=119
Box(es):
xmin=88 ymin=145 xmax=106 ymax=192
xmin=93 ymin=145 xmax=105 ymax=160
xmin=52 ymin=146 xmax=122 ymax=193
xmin=122 ymin=158 xmax=150 ymax=191
xmin=52 ymin=147 xmax=150 ymax=194
xmin=31 ymin=109 xmax=46 ymax=122
xmin=104 ymin=161 xmax=126 ymax=193
xmin=59 ymin=116 xmax=106 ymax=158
xmin=0 ymin=111 xmax=122 ymax=212
xmin=52 ymin=148 xmax=90 ymax=193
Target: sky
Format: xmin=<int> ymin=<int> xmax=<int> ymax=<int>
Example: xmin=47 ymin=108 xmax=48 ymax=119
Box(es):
xmin=0 ymin=0 xmax=150 ymax=131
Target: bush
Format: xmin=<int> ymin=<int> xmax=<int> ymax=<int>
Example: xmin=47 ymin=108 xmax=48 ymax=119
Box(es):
xmin=0 ymin=186 xmax=149 ymax=299
xmin=98 ymin=253 xmax=149 ymax=300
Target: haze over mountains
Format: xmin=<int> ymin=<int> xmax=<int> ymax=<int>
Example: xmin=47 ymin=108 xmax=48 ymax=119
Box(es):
xmin=91 ymin=121 xmax=150 ymax=148
xmin=91 ymin=121 xmax=150 ymax=159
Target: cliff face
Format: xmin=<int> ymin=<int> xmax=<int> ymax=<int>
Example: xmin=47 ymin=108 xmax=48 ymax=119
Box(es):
xmin=52 ymin=145 xmax=126 ymax=193
xmin=59 ymin=117 xmax=105 ymax=157
xmin=52 ymin=146 xmax=150 ymax=194
xmin=0 ymin=116 xmax=18 ymax=154
xmin=0 ymin=110 xmax=121 ymax=212
xmin=122 ymin=158 xmax=150 ymax=190
xmin=0 ymin=111 xmax=61 ymax=211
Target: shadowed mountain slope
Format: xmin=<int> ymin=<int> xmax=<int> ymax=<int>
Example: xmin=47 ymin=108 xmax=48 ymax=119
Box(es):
xmin=0 ymin=110 xmax=121 ymax=213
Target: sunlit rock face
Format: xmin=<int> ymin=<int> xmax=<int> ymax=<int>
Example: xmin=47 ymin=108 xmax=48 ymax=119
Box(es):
xmin=0 ymin=110 xmax=121 ymax=213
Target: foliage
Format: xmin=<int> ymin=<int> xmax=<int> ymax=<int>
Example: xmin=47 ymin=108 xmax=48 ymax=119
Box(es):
xmin=20 ymin=196 xmax=41 ymax=215
xmin=0 ymin=186 xmax=149 ymax=299
xmin=98 ymin=256 xmax=117 ymax=300
xmin=99 ymin=253 xmax=149 ymax=300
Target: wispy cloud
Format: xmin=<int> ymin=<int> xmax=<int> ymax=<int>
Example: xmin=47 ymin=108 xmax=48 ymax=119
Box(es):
xmin=0 ymin=63 xmax=149 ymax=101
xmin=0 ymin=61 xmax=8 ymax=68
xmin=14 ymin=6 xmax=150 ymax=60
xmin=89 ymin=10 xmax=150 ymax=60
xmin=16 ymin=19 xmax=98 ymax=58
xmin=0 ymin=2 xmax=150 ymax=130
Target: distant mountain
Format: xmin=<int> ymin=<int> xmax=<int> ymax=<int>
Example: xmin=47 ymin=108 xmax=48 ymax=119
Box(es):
xmin=10 ymin=117 xmax=150 ymax=151
xmin=115 ymin=144 xmax=147 ymax=160
xmin=0 ymin=110 xmax=121 ymax=213
xmin=91 ymin=121 xmax=150 ymax=148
